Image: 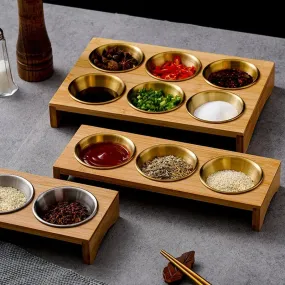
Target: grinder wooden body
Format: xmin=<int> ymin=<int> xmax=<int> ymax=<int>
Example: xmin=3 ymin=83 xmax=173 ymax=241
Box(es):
xmin=17 ymin=0 xmax=53 ymax=82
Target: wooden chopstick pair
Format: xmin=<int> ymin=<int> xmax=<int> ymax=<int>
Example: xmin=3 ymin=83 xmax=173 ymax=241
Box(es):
xmin=160 ymin=250 xmax=211 ymax=285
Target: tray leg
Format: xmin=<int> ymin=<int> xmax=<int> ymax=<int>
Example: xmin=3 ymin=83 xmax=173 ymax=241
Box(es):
xmin=252 ymin=165 xmax=280 ymax=231
xmin=252 ymin=208 xmax=262 ymax=231
xmin=81 ymin=194 xmax=119 ymax=264
xmin=49 ymin=106 xmax=61 ymax=128
xmin=53 ymin=167 xmax=68 ymax=180
xmin=236 ymin=135 xmax=245 ymax=153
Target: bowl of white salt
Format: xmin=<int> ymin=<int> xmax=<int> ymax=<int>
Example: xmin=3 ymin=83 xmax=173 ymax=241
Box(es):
xmin=186 ymin=90 xmax=245 ymax=123
xmin=0 ymin=174 xmax=34 ymax=214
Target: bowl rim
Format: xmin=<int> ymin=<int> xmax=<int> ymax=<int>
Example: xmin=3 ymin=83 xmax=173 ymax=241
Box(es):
xmin=127 ymin=80 xmax=185 ymax=114
xmin=145 ymin=50 xmax=202 ymax=82
xmin=199 ymin=155 xmax=264 ymax=194
xmin=88 ymin=42 xmax=145 ymax=73
xmin=32 ymin=186 xmax=98 ymax=228
xmin=186 ymin=90 xmax=246 ymax=124
xmin=67 ymin=73 xmax=126 ymax=105
xmin=0 ymin=174 xmax=35 ymax=215
xmin=135 ymin=143 xmax=198 ymax=182
xmin=202 ymin=58 xmax=260 ymax=90
xmin=74 ymin=133 xmax=136 ymax=170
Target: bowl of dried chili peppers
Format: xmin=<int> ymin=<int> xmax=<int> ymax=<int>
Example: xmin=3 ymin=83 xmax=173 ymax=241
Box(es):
xmin=89 ymin=43 xmax=144 ymax=73
xmin=145 ymin=51 xmax=201 ymax=82
xmin=33 ymin=186 xmax=98 ymax=228
xmin=203 ymin=59 xmax=260 ymax=89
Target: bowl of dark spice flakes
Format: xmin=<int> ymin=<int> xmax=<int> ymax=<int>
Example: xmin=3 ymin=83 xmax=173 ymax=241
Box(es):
xmin=89 ymin=43 xmax=144 ymax=73
xmin=203 ymin=59 xmax=259 ymax=89
xmin=136 ymin=144 xmax=198 ymax=182
xmin=33 ymin=186 xmax=98 ymax=228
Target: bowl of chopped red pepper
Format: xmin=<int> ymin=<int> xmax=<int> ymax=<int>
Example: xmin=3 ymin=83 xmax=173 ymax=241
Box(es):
xmin=89 ymin=43 xmax=144 ymax=73
xmin=203 ymin=59 xmax=260 ymax=89
xmin=145 ymin=51 xmax=201 ymax=82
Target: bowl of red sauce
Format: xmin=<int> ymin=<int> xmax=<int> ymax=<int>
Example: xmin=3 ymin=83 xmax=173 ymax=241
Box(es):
xmin=145 ymin=51 xmax=201 ymax=82
xmin=203 ymin=59 xmax=259 ymax=89
xmin=74 ymin=133 xmax=136 ymax=169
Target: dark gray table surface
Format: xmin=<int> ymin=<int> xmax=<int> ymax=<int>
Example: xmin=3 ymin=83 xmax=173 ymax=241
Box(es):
xmin=1 ymin=1 xmax=285 ymax=284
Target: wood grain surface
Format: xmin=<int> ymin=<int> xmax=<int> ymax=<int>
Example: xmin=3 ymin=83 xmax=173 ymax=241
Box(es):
xmin=53 ymin=125 xmax=281 ymax=230
xmin=49 ymin=38 xmax=275 ymax=152
xmin=0 ymin=168 xmax=119 ymax=264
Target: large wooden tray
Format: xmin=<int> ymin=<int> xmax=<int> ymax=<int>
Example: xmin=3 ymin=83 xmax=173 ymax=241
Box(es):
xmin=0 ymin=168 xmax=119 ymax=264
xmin=49 ymin=38 xmax=275 ymax=152
xmin=53 ymin=125 xmax=280 ymax=231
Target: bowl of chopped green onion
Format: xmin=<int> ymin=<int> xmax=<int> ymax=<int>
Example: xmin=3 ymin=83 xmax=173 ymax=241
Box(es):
xmin=127 ymin=81 xmax=185 ymax=113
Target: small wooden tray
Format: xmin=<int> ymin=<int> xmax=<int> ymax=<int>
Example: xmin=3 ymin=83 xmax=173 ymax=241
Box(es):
xmin=53 ymin=125 xmax=280 ymax=231
xmin=49 ymin=38 xmax=275 ymax=152
xmin=0 ymin=168 xmax=119 ymax=264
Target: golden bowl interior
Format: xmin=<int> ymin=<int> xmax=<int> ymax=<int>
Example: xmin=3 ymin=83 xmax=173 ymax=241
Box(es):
xmin=200 ymin=156 xmax=263 ymax=194
xmin=127 ymin=81 xmax=185 ymax=114
xmin=68 ymin=73 xmax=125 ymax=105
xmin=89 ymin=43 xmax=144 ymax=73
xmin=74 ymin=133 xmax=136 ymax=169
xmin=145 ymin=51 xmax=201 ymax=82
xmin=186 ymin=90 xmax=245 ymax=123
xmin=203 ymin=59 xmax=260 ymax=89
xmin=136 ymin=144 xmax=198 ymax=182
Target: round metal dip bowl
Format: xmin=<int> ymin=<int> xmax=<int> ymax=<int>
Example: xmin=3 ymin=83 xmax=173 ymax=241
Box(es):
xmin=200 ymin=156 xmax=263 ymax=194
xmin=89 ymin=43 xmax=144 ymax=73
xmin=74 ymin=133 xmax=136 ymax=169
xmin=0 ymin=174 xmax=34 ymax=214
xmin=136 ymin=144 xmax=198 ymax=182
xmin=203 ymin=59 xmax=259 ymax=90
xmin=33 ymin=186 xmax=98 ymax=228
xmin=186 ymin=90 xmax=245 ymax=123
xmin=127 ymin=81 xmax=185 ymax=114
xmin=145 ymin=51 xmax=201 ymax=82
xmin=68 ymin=73 xmax=125 ymax=105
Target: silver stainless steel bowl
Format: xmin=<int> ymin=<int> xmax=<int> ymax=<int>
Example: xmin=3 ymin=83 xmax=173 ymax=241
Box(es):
xmin=33 ymin=186 xmax=98 ymax=228
xmin=0 ymin=174 xmax=34 ymax=214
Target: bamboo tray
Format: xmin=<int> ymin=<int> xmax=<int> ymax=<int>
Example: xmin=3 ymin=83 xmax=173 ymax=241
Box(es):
xmin=53 ymin=125 xmax=280 ymax=231
xmin=0 ymin=168 xmax=119 ymax=264
xmin=49 ymin=38 xmax=275 ymax=153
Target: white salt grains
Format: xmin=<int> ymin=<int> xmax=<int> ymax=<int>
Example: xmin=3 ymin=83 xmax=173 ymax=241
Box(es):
xmin=0 ymin=186 xmax=26 ymax=212
xmin=194 ymin=101 xmax=238 ymax=122
xmin=206 ymin=170 xmax=254 ymax=193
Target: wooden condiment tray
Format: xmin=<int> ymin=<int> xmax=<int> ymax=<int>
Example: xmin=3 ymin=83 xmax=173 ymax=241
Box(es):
xmin=53 ymin=125 xmax=280 ymax=231
xmin=0 ymin=168 xmax=119 ymax=264
xmin=49 ymin=38 xmax=275 ymax=153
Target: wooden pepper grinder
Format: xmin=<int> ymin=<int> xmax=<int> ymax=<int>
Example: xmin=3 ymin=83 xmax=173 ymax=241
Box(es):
xmin=17 ymin=0 xmax=53 ymax=82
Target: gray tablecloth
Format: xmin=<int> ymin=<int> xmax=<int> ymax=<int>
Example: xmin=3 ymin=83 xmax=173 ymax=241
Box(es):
xmin=0 ymin=242 xmax=107 ymax=285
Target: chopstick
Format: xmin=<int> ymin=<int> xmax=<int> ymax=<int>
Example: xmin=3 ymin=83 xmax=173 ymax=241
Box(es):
xmin=160 ymin=250 xmax=211 ymax=285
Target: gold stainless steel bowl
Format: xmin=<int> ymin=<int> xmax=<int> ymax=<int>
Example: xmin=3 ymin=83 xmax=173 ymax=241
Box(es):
xmin=74 ymin=133 xmax=136 ymax=169
xmin=186 ymin=90 xmax=245 ymax=123
xmin=203 ymin=59 xmax=259 ymax=89
xmin=145 ymin=51 xmax=201 ymax=82
xmin=200 ymin=156 xmax=263 ymax=194
xmin=136 ymin=144 xmax=198 ymax=182
xmin=68 ymin=73 xmax=125 ymax=104
xmin=127 ymin=81 xmax=185 ymax=114
xmin=89 ymin=43 xmax=144 ymax=73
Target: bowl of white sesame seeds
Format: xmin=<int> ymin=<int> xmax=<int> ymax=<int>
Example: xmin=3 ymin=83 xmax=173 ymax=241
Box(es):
xmin=199 ymin=156 xmax=263 ymax=194
xmin=0 ymin=174 xmax=34 ymax=214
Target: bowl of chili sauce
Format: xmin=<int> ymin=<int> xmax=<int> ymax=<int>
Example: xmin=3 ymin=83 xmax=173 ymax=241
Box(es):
xmin=74 ymin=133 xmax=136 ymax=169
xmin=145 ymin=51 xmax=201 ymax=82
xmin=203 ymin=59 xmax=260 ymax=89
